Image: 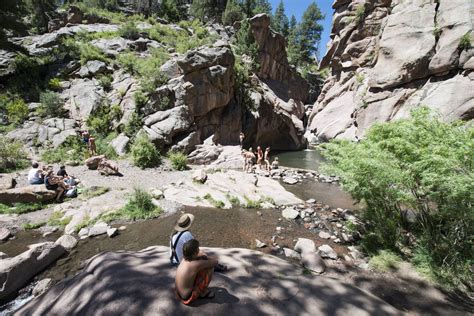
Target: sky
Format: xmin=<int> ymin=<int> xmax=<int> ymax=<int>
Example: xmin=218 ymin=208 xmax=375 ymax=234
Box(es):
xmin=268 ymin=0 xmax=333 ymax=59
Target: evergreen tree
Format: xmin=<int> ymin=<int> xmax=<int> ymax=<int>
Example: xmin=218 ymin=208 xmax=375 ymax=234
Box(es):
xmin=298 ymin=2 xmax=324 ymax=64
xmin=287 ymin=14 xmax=302 ymax=66
xmin=159 ymin=0 xmax=182 ymax=22
xmin=252 ymin=0 xmax=271 ymax=15
xmin=222 ymin=0 xmax=244 ymax=26
xmin=26 ymin=0 xmax=58 ymax=33
xmin=191 ymin=0 xmax=227 ymax=22
xmin=289 ymin=14 xmax=297 ymax=32
xmin=271 ymin=0 xmax=289 ymax=37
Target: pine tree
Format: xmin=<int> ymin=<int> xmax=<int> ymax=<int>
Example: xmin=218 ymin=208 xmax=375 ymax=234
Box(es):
xmin=287 ymin=14 xmax=302 ymax=66
xmin=298 ymin=2 xmax=324 ymax=64
xmin=271 ymin=0 xmax=289 ymax=37
xmin=191 ymin=0 xmax=227 ymax=22
xmin=252 ymin=0 xmax=272 ymax=16
xmin=289 ymin=14 xmax=297 ymax=32
xmin=222 ymin=0 xmax=244 ymax=26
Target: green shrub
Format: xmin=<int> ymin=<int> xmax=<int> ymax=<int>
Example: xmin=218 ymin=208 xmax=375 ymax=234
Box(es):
xmin=459 ymin=32 xmax=472 ymax=50
xmin=226 ymin=194 xmax=240 ymax=207
xmin=6 ymin=98 xmax=28 ymax=125
xmin=131 ymin=133 xmax=161 ymax=168
xmin=48 ymin=78 xmax=62 ymax=91
xmin=369 ymin=250 xmax=402 ymax=271
xmin=63 ymin=39 xmax=109 ymax=65
xmin=0 ymin=138 xmax=29 ymax=172
xmin=322 ymin=107 xmax=473 ymax=288
xmin=38 ymin=91 xmax=63 ymax=117
xmin=98 ymin=74 xmax=113 ymax=91
xmin=86 ymin=99 xmax=121 ymax=137
xmin=168 ymin=151 xmax=187 ymax=170
xmin=354 ymin=4 xmax=365 ymax=24
xmin=99 ymin=187 xmax=163 ymax=222
xmin=119 ymin=21 xmax=140 ymax=40
xmin=41 ymin=136 xmax=86 ymax=164
xmin=124 ymin=112 xmax=142 ymax=138
xmin=133 ymin=90 xmax=148 ymax=110
xmin=74 ymin=214 xmax=92 ymax=232
xmin=95 ymin=133 xmax=119 ymax=159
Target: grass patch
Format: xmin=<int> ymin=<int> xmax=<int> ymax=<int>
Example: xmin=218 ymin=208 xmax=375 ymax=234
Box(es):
xmin=0 ymin=203 xmax=46 ymax=215
xmin=459 ymin=32 xmax=472 ymax=50
xmin=226 ymin=194 xmax=240 ymax=207
xmin=369 ymin=250 xmax=402 ymax=271
xmin=80 ymin=186 xmax=110 ymax=199
xmin=22 ymin=221 xmax=46 ymax=230
xmin=48 ymin=211 xmax=72 ymax=228
xmin=74 ymin=214 xmax=93 ymax=233
xmin=243 ymin=196 xmax=275 ymax=209
xmin=203 ymin=193 xmax=225 ymax=209
xmin=100 ymin=187 xmax=162 ymax=222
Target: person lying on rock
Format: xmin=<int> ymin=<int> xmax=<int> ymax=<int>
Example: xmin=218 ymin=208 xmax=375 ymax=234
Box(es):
xmin=27 ymin=162 xmax=44 ymax=185
xmin=170 ymin=213 xmax=227 ymax=272
xmin=175 ymin=239 xmax=217 ymax=304
xmin=44 ymin=170 xmax=69 ymax=202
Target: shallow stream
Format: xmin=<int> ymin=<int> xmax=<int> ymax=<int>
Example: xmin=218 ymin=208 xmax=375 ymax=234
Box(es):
xmin=0 ymin=149 xmax=359 ymax=313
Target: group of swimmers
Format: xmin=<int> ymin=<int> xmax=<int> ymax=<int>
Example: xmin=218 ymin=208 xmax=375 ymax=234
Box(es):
xmin=240 ymin=132 xmax=279 ymax=173
xmin=27 ymin=162 xmax=77 ymax=202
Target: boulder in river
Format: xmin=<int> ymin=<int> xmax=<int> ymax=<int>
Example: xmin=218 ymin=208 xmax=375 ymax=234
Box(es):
xmin=32 ymin=278 xmax=54 ymax=297
xmin=281 ymin=207 xmax=299 ymax=220
xmin=0 ymin=242 xmax=66 ymax=301
xmin=55 ymin=235 xmax=78 ymax=251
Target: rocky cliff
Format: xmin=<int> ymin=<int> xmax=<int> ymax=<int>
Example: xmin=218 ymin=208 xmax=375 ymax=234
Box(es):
xmin=307 ymin=0 xmax=473 ymax=142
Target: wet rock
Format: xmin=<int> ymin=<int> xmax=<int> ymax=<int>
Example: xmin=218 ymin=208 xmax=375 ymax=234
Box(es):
xmin=192 ymin=169 xmax=207 ymax=184
xmin=255 ymin=239 xmax=266 ymax=248
xmin=283 ymin=248 xmax=301 ymax=259
xmin=107 ymin=228 xmax=118 ymax=238
xmin=318 ymin=244 xmax=338 ymax=260
xmin=318 ymin=231 xmax=331 ymax=240
xmin=282 ymin=207 xmax=299 ymax=220
xmin=0 ymin=252 xmax=8 ymax=259
xmin=78 ymin=228 xmax=89 ymax=238
xmin=305 ymin=198 xmax=316 ymax=204
xmin=0 ymin=174 xmax=17 ymax=190
xmin=0 ymin=228 xmax=12 ymax=241
xmin=55 ymin=235 xmax=77 ymax=251
xmin=282 ymin=177 xmax=298 ymax=185
xmin=0 ymin=185 xmax=56 ymax=204
xmin=118 ymin=226 xmax=126 ymax=231
xmin=0 ymin=242 xmax=66 ymax=300
xmin=33 ymin=278 xmax=54 ymax=297
xmin=294 ymin=238 xmax=316 ymax=253
xmin=88 ymin=222 xmax=109 ymax=237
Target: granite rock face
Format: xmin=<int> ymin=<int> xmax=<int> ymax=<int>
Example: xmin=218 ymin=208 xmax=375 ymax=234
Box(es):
xmin=17 ymin=246 xmax=400 ymax=315
xmin=308 ymin=0 xmax=473 ymax=142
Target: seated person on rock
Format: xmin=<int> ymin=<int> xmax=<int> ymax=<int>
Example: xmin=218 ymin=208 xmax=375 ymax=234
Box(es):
xmin=271 ymin=157 xmax=279 ymax=169
xmin=44 ymin=170 xmax=69 ymax=202
xmin=57 ymin=165 xmax=76 ymax=186
xmin=170 ymin=214 xmax=227 ymax=272
xmin=28 ymin=162 xmax=44 ymax=185
xmin=175 ymin=239 xmax=217 ymax=304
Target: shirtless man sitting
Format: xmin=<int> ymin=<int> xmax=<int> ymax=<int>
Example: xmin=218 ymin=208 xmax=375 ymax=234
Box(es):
xmin=175 ymin=239 xmax=217 ymax=305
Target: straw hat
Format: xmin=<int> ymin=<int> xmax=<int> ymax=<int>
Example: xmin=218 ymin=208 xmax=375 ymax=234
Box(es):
xmin=174 ymin=213 xmax=195 ymax=232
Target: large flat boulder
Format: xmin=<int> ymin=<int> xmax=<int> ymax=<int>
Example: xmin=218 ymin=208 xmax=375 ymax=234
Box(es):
xmin=0 ymin=242 xmax=66 ymax=300
xmin=16 ymin=246 xmax=399 ymax=315
xmin=0 ymin=174 xmax=17 ymax=191
xmin=0 ymin=185 xmax=56 ymax=204
xmin=163 ymin=169 xmax=301 ymax=208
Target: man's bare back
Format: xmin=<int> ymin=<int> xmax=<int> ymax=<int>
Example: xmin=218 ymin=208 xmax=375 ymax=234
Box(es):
xmin=175 ymin=240 xmax=218 ymax=305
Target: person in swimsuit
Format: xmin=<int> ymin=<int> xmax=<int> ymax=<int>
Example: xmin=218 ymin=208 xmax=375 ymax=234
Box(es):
xmin=256 ymin=146 xmax=263 ymax=170
xmin=264 ymin=147 xmax=271 ymax=172
xmin=175 ymin=239 xmax=218 ymax=305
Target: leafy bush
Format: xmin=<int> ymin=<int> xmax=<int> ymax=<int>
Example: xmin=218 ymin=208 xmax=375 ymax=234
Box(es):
xmin=124 ymin=112 xmax=142 ymax=138
xmin=95 ymin=132 xmax=119 ymax=159
xmin=0 ymin=138 xmax=28 ymax=172
xmin=62 ymin=39 xmax=109 ymax=65
xmin=38 ymin=91 xmax=63 ymax=117
xmin=6 ymin=97 xmax=28 ymax=125
xmin=322 ymin=107 xmax=473 ymax=288
xmin=119 ymin=187 xmax=162 ymax=220
xmin=98 ymin=74 xmax=113 ymax=91
xmin=119 ymin=21 xmax=140 ymax=40
xmin=48 ymin=78 xmax=62 ymax=91
xmin=459 ymin=32 xmax=472 ymax=50
xmin=353 ymin=4 xmax=365 ymax=24
xmin=87 ymin=99 xmax=121 ymax=137
xmin=168 ymin=151 xmax=187 ymax=170
xmin=133 ymin=90 xmax=148 ymax=110
xmin=41 ymin=136 xmax=86 ymax=164
xmin=131 ymin=133 xmax=161 ymax=168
